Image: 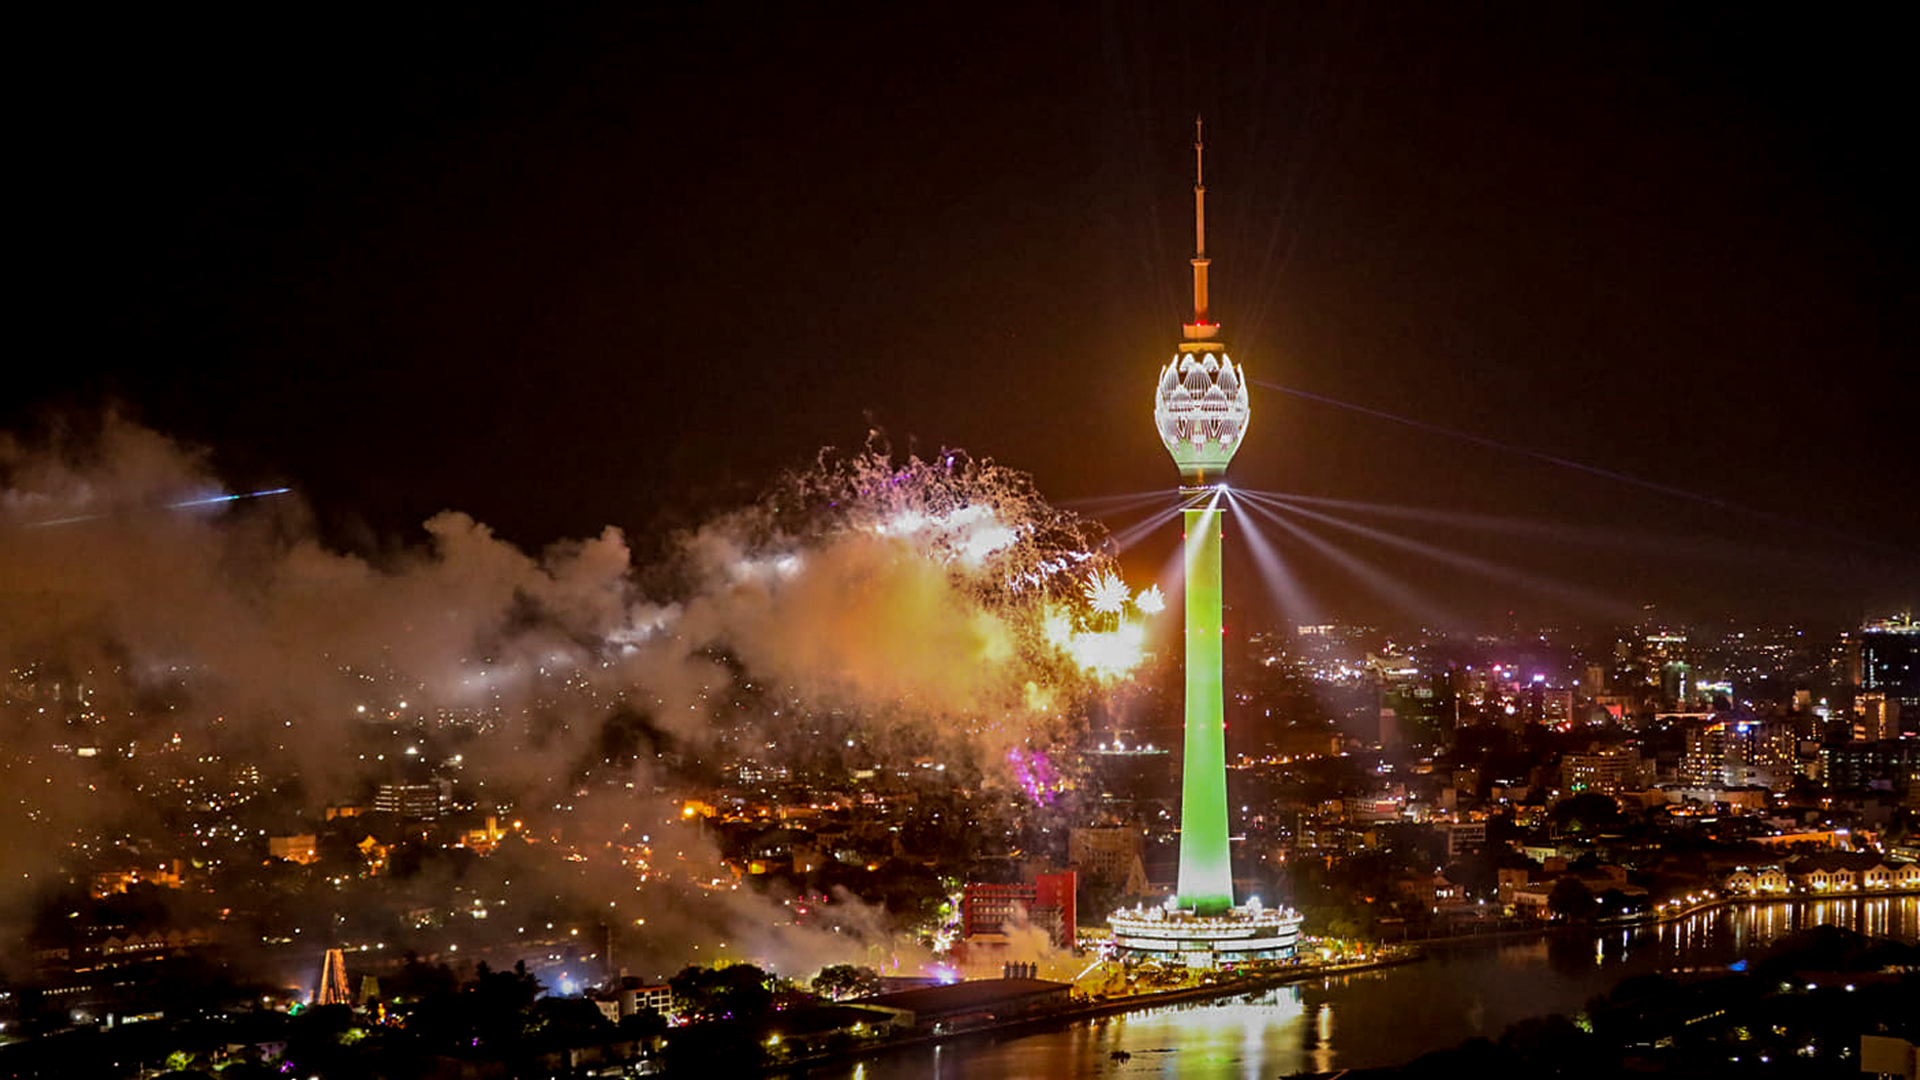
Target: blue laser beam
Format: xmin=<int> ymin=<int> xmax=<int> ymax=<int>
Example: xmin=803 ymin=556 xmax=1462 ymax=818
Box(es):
xmin=25 ymin=487 xmax=293 ymax=528
xmin=166 ymin=487 xmax=293 ymax=510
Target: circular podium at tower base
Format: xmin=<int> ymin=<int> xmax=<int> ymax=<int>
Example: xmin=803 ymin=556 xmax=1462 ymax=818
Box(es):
xmin=1108 ymin=902 xmax=1304 ymax=969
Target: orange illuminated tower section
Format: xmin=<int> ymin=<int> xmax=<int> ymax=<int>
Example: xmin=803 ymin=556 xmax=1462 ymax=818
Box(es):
xmin=1183 ymin=117 xmax=1216 ymax=342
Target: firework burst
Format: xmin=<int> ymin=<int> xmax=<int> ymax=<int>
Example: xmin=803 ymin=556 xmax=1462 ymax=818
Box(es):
xmin=1083 ymin=570 xmax=1130 ymax=615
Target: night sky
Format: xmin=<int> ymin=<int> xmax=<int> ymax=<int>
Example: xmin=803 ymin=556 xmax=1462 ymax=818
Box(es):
xmin=17 ymin=3 xmax=1916 ymax=629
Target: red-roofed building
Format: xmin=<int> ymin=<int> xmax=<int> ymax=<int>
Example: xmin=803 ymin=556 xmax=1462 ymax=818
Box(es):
xmin=961 ymin=870 xmax=1076 ymax=948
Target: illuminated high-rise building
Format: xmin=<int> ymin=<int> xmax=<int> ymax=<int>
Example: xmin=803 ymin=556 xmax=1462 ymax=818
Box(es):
xmin=373 ymin=778 xmax=452 ymax=820
xmin=1854 ymin=692 xmax=1900 ymax=743
xmin=1110 ymin=121 xmax=1299 ymax=966
xmin=1681 ymin=716 xmax=1794 ymax=790
xmin=1861 ymin=615 xmax=1920 ymax=726
xmin=1562 ymin=745 xmax=1645 ymax=795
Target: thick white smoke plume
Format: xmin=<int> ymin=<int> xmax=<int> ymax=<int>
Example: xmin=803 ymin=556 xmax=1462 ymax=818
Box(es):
xmin=1 ymin=414 xmax=1136 ymax=975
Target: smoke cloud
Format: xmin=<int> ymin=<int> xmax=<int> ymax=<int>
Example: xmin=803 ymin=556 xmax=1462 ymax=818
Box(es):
xmin=1 ymin=413 xmax=1129 ymax=977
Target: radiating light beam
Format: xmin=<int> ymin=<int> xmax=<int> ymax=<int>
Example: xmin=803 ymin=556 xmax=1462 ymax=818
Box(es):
xmin=1107 ymin=502 xmax=1188 ymax=553
xmin=1250 ymin=380 xmax=1917 ymax=560
xmin=1261 ymin=497 xmax=1638 ymax=620
xmin=1060 ymin=490 xmax=1179 ymax=513
xmin=1248 ymin=489 xmax=1605 ymax=541
xmin=1248 ymin=379 xmax=1745 ymax=509
xmin=1222 ymin=490 xmax=1322 ymax=625
xmin=1238 ymin=499 xmax=1458 ymax=629
xmin=1103 ymin=489 xmax=1213 ymax=553
xmin=1235 ymin=487 xmax=1912 ymax=591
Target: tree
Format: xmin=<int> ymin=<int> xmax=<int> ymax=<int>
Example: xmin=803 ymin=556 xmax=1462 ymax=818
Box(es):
xmin=1076 ymin=875 xmax=1127 ymax=924
xmin=1546 ymin=877 xmax=1597 ymax=922
xmin=1498 ymin=1012 xmax=1613 ymax=1077
xmin=619 ymin=1006 xmax=668 ymax=1039
xmin=1550 ymin=792 xmax=1622 ymax=836
xmin=523 ymin=995 xmax=611 ymax=1044
xmin=810 ymin=964 xmax=881 ymax=1001
xmin=471 ymin=959 xmax=543 ymax=1013
xmin=874 ymin=859 xmax=947 ymax=928
xmin=670 ymin=964 xmax=774 ymax=1022
xmin=385 ymin=952 xmax=458 ymax=1003
xmin=1445 ymin=852 xmax=1498 ymax=900
xmin=281 ymin=1004 xmax=362 ymax=1079
xmin=452 ymin=959 xmax=543 ymax=1050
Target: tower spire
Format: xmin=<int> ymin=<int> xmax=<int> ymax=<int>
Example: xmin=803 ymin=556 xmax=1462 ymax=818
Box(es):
xmin=1193 ymin=114 xmax=1206 ymax=258
xmin=1183 ymin=115 xmax=1216 ymax=340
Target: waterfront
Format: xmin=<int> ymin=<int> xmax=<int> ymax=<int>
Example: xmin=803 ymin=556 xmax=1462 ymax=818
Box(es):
xmin=794 ymin=894 xmax=1920 ymax=1079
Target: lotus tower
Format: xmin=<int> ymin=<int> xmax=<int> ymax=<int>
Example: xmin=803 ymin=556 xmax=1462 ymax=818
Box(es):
xmin=1108 ymin=119 xmax=1303 ymax=967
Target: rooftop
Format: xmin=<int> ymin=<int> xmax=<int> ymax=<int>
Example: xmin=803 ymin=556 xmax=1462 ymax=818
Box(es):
xmin=855 ymin=977 xmax=1069 ymax=1017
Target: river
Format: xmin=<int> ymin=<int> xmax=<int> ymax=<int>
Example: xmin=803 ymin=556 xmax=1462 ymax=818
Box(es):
xmin=796 ymin=894 xmax=1920 ymax=1079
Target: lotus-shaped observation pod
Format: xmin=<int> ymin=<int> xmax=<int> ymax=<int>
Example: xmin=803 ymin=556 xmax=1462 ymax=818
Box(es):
xmin=1154 ymin=348 xmax=1249 ymax=484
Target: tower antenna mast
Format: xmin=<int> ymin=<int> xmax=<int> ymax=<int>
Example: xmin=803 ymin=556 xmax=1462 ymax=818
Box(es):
xmin=1184 ymin=115 xmax=1215 ymax=339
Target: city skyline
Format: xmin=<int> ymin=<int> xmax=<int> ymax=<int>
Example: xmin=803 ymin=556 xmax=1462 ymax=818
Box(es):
xmin=12 ymin=5 xmax=1916 ymax=630
xmin=5 ymin=9 xmax=1919 ymax=1070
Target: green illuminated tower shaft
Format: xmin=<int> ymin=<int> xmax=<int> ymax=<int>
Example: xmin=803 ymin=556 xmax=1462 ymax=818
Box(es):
xmin=1176 ymin=495 xmax=1233 ymax=914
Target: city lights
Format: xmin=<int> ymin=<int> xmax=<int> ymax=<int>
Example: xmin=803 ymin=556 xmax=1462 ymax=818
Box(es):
xmin=4 ymin=16 xmax=1916 ymax=1079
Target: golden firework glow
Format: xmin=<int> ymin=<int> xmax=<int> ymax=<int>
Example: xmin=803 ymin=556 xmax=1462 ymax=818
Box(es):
xmin=1064 ymin=620 xmax=1147 ymax=679
xmin=1045 ymin=570 xmax=1161 ymax=680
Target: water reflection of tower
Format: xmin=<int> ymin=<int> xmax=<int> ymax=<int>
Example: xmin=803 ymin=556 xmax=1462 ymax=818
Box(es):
xmin=1109 ymin=121 xmax=1299 ymax=967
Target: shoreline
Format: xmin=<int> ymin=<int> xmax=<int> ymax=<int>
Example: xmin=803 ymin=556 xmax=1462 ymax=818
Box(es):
xmin=762 ymin=949 xmax=1424 ymax=1076
xmin=761 ymin=887 xmax=1920 ymax=1076
xmin=1400 ymin=883 xmax=1920 ymax=950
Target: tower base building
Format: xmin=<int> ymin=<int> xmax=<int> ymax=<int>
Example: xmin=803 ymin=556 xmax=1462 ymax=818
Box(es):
xmin=1108 ymin=899 xmax=1302 ymax=968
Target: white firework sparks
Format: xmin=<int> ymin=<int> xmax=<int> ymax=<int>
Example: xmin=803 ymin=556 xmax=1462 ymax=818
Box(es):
xmin=1083 ymin=570 xmax=1129 ymax=615
xmin=1133 ymin=583 xmax=1166 ymax=614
